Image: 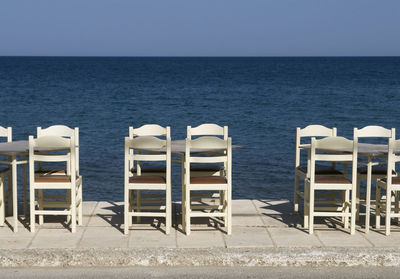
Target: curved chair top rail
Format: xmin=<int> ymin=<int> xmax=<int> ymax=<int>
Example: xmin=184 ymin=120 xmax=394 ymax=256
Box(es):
xmin=37 ymin=125 xmax=78 ymax=137
xmin=187 ymin=136 xmax=230 ymax=150
xmin=313 ymin=136 xmax=354 ymax=150
xmin=188 ymin=123 xmax=228 ymax=138
xmin=389 ymin=138 xmax=400 ymax=155
xmin=0 ymin=126 xmax=12 ymax=141
xmin=354 ymin=125 xmax=395 ymax=138
xmin=30 ymin=135 xmax=72 ymax=149
xmin=125 ymin=136 xmax=167 ymax=149
xmin=129 ymin=124 xmax=170 ymax=138
xmin=297 ymin=125 xmax=337 ymax=138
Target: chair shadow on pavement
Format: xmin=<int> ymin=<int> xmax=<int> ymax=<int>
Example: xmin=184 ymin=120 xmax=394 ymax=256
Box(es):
xmin=255 ymin=199 xmax=356 ymax=233
xmin=97 ymin=201 xmax=168 ymax=234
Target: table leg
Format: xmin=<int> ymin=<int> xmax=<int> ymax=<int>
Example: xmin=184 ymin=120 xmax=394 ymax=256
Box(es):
xmin=12 ymin=155 xmax=18 ymax=232
xmin=365 ymin=157 xmax=372 ymax=233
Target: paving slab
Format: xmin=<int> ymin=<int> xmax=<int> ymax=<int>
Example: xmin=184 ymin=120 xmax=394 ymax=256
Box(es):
xmin=78 ymin=227 xmax=128 ymax=248
xmin=129 ymin=228 xmax=177 ymax=248
xmin=29 ymin=228 xmax=84 ymax=249
xmin=361 ymin=230 xmax=400 ymax=248
xmin=316 ymin=230 xmax=373 ymax=247
xmin=268 ymin=227 xmax=322 ymax=248
xmin=224 ymin=227 xmax=274 ymax=248
xmin=177 ymin=230 xmax=225 ymax=248
xmin=253 ymin=199 xmax=293 ymax=215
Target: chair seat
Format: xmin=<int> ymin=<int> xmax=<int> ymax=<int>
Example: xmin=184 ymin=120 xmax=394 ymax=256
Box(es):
xmin=191 ymin=165 xmax=224 ymax=172
xmin=358 ymin=166 xmax=396 ymax=175
xmin=35 ymin=174 xmax=71 ymax=183
xmin=36 ymin=169 xmax=67 ymax=175
xmin=381 ymin=177 xmax=400 ymax=184
xmin=298 ymin=165 xmax=342 ymax=175
xmin=314 ymin=176 xmax=352 ymax=184
xmin=0 ymin=166 xmax=9 ymax=173
xmin=129 ymin=176 xmax=166 ymax=184
xmin=190 ymin=176 xmax=227 ymax=184
xmin=131 ymin=166 xmax=165 ymax=174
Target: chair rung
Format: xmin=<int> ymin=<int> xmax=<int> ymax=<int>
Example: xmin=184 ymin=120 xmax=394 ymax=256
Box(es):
xmin=191 ymin=205 xmax=223 ymax=210
xmin=128 ymin=212 xmax=166 ymax=217
xmin=34 ymin=210 xmax=71 ymax=215
xmin=190 ymin=212 xmax=226 ymax=217
xmin=132 ymin=205 xmax=166 ymax=210
xmin=313 ymin=212 xmax=351 ymax=217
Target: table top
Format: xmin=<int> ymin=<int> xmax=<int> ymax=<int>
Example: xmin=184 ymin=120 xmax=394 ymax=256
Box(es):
xmin=0 ymin=140 xmax=243 ymax=155
xmin=300 ymin=142 xmax=391 ymax=156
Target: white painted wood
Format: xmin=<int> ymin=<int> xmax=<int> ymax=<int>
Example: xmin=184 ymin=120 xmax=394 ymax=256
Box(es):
xmin=124 ymin=125 xmax=172 ymax=235
xmin=294 ymin=125 xmax=338 ymax=215
xmin=183 ymin=135 xmax=232 ymax=235
xmin=305 ymin=136 xmax=358 ymax=235
xmin=354 ymin=126 xmax=395 ymax=233
xmin=29 ymin=134 xmax=78 ymax=232
xmin=0 ymin=126 xmax=11 ymax=229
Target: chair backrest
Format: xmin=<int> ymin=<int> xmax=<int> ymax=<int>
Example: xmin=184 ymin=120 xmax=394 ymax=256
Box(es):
xmin=29 ymin=135 xmax=76 ymax=183
xmin=125 ymin=135 xmax=171 ymax=177
xmin=295 ymin=125 xmax=337 ymax=167
xmin=386 ymin=138 xmax=400 ymax=186
xmin=354 ymin=125 xmax=395 ymax=139
xmin=310 ymin=136 xmax=358 ymax=183
xmin=0 ymin=126 xmax=12 ymax=142
xmin=37 ymin=125 xmax=80 ymax=175
xmin=185 ymin=136 xmax=232 ymax=183
xmin=129 ymin=124 xmax=170 ymax=138
xmin=187 ymin=123 xmax=228 ymax=140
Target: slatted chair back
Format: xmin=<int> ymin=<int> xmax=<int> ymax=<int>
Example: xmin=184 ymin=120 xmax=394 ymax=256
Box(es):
xmin=0 ymin=126 xmax=12 ymax=142
xmin=187 ymin=123 xmax=228 ymax=140
xmin=386 ymin=139 xmax=400 ymax=185
xmin=354 ymin=125 xmax=395 ymax=139
xmin=125 ymin=136 xmax=171 ymax=176
xmin=37 ymin=125 xmax=79 ymax=176
xmin=295 ymin=125 xmax=337 ymax=168
xmin=185 ymin=136 xmax=231 ymax=178
xmin=310 ymin=136 xmax=358 ymax=183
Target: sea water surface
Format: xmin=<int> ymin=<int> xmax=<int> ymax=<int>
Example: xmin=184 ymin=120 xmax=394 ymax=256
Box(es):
xmin=0 ymin=57 xmax=399 ymax=201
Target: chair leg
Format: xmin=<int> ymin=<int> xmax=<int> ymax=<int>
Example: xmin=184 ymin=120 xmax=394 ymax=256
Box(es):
xmin=356 ymin=176 xmax=361 ymax=221
xmin=23 ymin=160 xmax=27 ymax=218
xmin=38 ymin=189 xmax=44 ymax=225
xmin=185 ymin=187 xmax=191 ymax=235
xmin=344 ymin=189 xmax=349 ymax=229
xmin=136 ymin=190 xmax=141 ymax=223
xmin=226 ymin=185 xmax=232 ymax=235
xmin=351 ymin=185 xmax=357 ymax=235
xmin=30 ymin=186 xmax=36 ymax=233
xmin=303 ymin=182 xmax=309 ymax=229
xmin=165 ymin=185 xmax=172 ymax=235
xmin=0 ymin=177 xmax=4 ymax=226
xmin=78 ymin=181 xmax=83 ymax=226
xmin=386 ymin=190 xmax=391 ymax=236
xmin=70 ymin=188 xmax=76 ymax=233
xmin=294 ymin=174 xmax=299 ymax=212
xmin=129 ymin=191 xmax=134 ymax=226
xmin=309 ymin=188 xmax=314 ymax=234
xmin=376 ymin=185 xmax=381 ymax=229
xmin=124 ymin=188 xmax=129 ymax=235
xmin=395 ymin=191 xmax=400 ymax=225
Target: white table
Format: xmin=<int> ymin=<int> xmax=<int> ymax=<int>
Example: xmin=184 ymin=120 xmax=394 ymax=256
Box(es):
xmin=300 ymin=142 xmax=394 ymax=232
xmin=0 ymin=140 xmax=29 ymax=232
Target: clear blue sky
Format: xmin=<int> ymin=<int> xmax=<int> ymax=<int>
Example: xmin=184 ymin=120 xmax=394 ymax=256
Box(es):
xmin=0 ymin=0 xmax=399 ymax=56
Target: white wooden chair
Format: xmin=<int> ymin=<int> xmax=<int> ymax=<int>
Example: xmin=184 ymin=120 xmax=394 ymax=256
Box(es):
xmin=124 ymin=126 xmax=172 ymax=234
xmin=376 ymin=138 xmax=400 ymax=235
xmin=29 ymin=135 xmax=78 ymax=232
xmin=354 ymin=126 xmax=395 ymax=232
xmin=304 ymin=136 xmax=358 ymax=235
xmin=0 ymin=126 xmax=12 ymax=226
xmin=183 ymin=136 xmax=232 ymax=235
xmin=36 ymin=125 xmax=82 ymax=226
xmin=294 ymin=125 xmax=342 ymax=219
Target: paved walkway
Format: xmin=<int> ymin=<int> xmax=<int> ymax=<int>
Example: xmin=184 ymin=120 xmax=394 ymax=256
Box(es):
xmin=2 ymin=200 xmax=400 ymax=267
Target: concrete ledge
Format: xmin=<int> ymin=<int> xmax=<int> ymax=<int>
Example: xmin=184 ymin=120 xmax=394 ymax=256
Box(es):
xmin=1 ymin=248 xmax=400 ymax=268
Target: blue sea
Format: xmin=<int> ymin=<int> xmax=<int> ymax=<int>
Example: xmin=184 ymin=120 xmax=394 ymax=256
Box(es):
xmin=0 ymin=57 xmax=399 ymax=201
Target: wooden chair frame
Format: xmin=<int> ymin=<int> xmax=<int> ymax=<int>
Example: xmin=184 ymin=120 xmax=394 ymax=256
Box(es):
xmin=183 ymin=136 xmax=232 ymax=235
xmin=29 ymin=135 xmax=78 ymax=233
xmin=124 ymin=128 xmax=172 ymax=235
xmin=354 ymin=126 xmax=395 ymax=232
xmin=0 ymin=126 xmax=12 ymax=226
xmin=304 ymin=136 xmax=358 ymax=235
xmin=376 ymin=138 xmax=400 ymax=235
